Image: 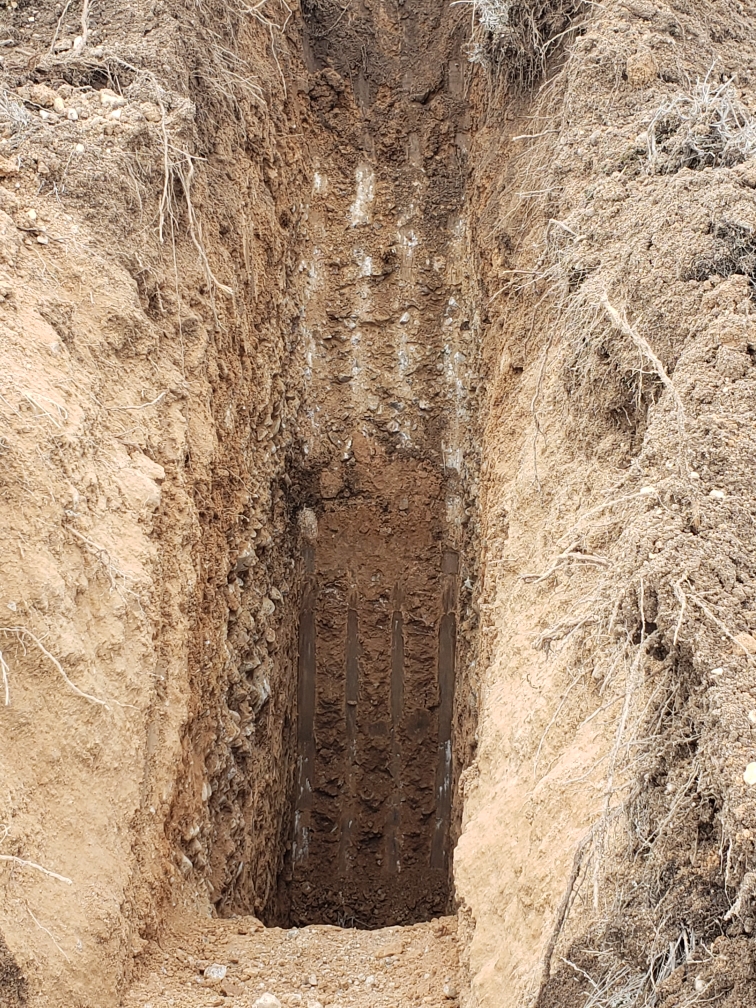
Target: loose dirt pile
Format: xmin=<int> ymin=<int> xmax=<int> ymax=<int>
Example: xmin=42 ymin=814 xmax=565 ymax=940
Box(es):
xmin=122 ymin=914 xmax=461 ymax=1008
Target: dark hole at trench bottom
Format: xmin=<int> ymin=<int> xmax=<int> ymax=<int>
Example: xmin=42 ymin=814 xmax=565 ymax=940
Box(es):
xmin=282 ymin=535 xmax=461 ymax=930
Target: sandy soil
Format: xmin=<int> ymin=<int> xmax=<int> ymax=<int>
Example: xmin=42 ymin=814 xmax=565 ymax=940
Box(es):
xmin=122 ymin=915 xmax=461 ymax=1008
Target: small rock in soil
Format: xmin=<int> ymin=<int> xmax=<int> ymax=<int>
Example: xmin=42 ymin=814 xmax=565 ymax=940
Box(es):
xmin=220 ymin=976 xmax=246 ymax=996
xmin=253 ymin=995 xmax=282 ymax=1008
xmin=203 ymin=963 xmax=227 ymax=981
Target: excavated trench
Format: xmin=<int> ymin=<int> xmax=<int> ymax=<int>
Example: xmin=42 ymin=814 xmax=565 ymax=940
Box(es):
xmin=6 ymin=2 xmax=755 ymax=1004
xmin=279 ymin=3 xmax=480 ymax=930
xmin=200 ymin=0 xmax=481 ymax=932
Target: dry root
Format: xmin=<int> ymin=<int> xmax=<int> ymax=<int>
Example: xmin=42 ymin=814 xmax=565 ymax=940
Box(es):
xmin=463 ymin=0 xmax=587 ymax=87
xmin=599 ymin=295 xmax=686 ymax=451
xmin=647 ymin=75 xmax=756 ymax=173
xmin=0 ymin=854 xmax=72 ymax=885
xmin=0 ymin=626 xmax=110 ymax=708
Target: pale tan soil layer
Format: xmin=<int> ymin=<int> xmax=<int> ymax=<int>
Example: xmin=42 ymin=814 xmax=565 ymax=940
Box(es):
xmin=1 ymin=1 xmax=756 ymax=1008
xmin=121 ymin=914 xmax=460 ymax=1008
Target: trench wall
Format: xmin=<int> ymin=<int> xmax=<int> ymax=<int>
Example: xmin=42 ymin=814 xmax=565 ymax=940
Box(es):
xmin=0 ymin=9 xmax=482 ymax=1005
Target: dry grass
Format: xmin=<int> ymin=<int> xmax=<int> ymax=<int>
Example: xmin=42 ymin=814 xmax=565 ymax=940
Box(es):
xmin=523 ymin=464 xmax=736 ymax=998
xmin=560 ymin=927 xmax=714 ymax=1007
xmin=461 ymin=0 xmax=587 ymax=86
xmin=0 ymin=88 xmax=32 ymax=136
xmin=91 ymin=60 xmax=237 ymax=323
xmin=559 ymin=286 xmax=674 ymax=450
xmin=528 ymin=504 xmax=746 ymax=1003
xmin=647 ymin=76 xmax=756 ymax=173
xmin=599 ymin=296 xmax=686 ymax=453
xmin=235 ymin=0 xmax=293 ymax=96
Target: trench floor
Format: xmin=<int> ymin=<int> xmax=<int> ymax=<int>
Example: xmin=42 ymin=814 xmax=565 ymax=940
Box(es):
xmin=122 ymin=914 xmax=461 ymax=1008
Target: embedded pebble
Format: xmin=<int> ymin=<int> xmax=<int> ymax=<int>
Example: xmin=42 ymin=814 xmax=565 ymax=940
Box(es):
xmin=141 ymin=102 xmax=162 ymax=122
xmin=100 ymin=88 xmax=127 ymax=109
xmin=253 ymin=995 xmax=282 ymax=1008
xmin=28 ymin=83 xmax=57 ymax=107
xmin=203 ymin=963 xmax=227 ymax=981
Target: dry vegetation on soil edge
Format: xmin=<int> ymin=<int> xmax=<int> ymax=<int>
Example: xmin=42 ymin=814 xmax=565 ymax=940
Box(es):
xmin=458 ymin=1 xmax=756 ymax=1007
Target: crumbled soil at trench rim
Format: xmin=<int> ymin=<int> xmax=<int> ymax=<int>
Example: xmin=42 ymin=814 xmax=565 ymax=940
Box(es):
xmin=122 ymin=915 xmax=461 ymax=1008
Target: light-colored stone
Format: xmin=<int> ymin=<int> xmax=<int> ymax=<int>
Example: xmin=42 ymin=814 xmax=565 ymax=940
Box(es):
xmin=203 ymin=963 xmax=227 ymax=982
xmin=253 ymin=995 xmax=282 ymax=1008
xmin=625 ymin=49 xmax=658 ymax=86
xmin=28 ymin=83 xmax=57 ymax=108
xmin=117 ymin=467 xmax=162 ymax=512
xmin=735 ymin=632 xmax=756 ymax=655
xmin=100 ymin=88 xmax=127 ymax=109
xmin=220 ymin=977 xmax=246 ymax=996
xmin=0 ymin=209 xmax=20 ymax=265
xmin=141 ymin=102 xmax=162 ymax=123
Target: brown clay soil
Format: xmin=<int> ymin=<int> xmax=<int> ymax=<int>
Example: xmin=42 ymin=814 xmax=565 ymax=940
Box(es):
xmin=2 ymin=0 xmax=756 ymax=1007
